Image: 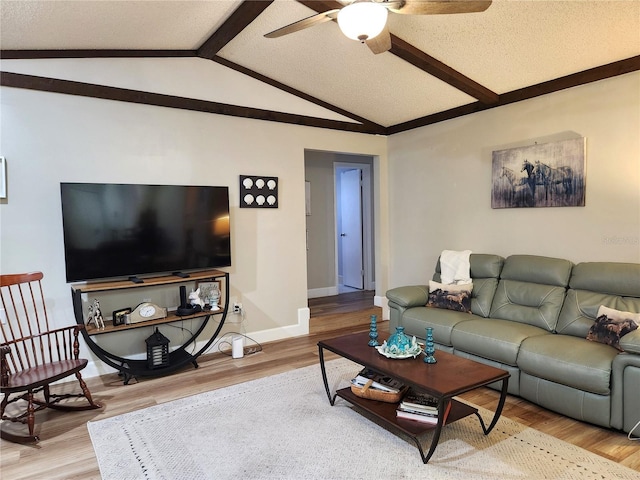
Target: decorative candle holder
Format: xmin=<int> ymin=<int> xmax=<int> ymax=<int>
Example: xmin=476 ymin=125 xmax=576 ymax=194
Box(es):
xmin=368 ymin=314 xmax=379 ymax=347
xmin=423 ymin=327 xmax=437 ymax=364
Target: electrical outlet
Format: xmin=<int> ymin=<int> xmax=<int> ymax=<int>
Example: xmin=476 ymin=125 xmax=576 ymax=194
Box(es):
xmin=233 ymin=302 xmax=242 ymax=314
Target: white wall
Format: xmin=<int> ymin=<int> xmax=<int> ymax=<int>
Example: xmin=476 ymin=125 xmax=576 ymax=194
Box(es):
xmin=387 ymin=72 xmax=640 ymax=288
xmin=0 ymin=59 xmax=388 ymax=378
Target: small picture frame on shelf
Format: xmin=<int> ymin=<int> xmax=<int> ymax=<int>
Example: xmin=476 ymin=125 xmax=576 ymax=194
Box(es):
xmin=196 ymin=280 xmax=221 ymax=309
xmin=112 ymin=307 xmax=132 ymax=326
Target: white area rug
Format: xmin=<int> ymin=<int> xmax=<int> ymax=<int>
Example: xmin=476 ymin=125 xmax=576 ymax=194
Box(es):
xmin=88 ymin=358 xmax=637 ymax=480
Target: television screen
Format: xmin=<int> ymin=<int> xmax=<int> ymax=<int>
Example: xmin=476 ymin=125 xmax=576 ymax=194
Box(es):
xmin=60 ymin=183 xmax=231 ymax=282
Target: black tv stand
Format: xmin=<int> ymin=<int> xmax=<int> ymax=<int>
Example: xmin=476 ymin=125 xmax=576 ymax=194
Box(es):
xmin=172 ymin=271 xmax=190 ymax=278
xmin=128 ymin=276 xmax=144 ymax=284
xmin=71 ymin=269 xmax=229 ymax=384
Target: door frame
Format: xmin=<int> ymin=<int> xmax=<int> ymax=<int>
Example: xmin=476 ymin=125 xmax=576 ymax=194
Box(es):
xmin=334 ymin=162 xmax=374 ymax=291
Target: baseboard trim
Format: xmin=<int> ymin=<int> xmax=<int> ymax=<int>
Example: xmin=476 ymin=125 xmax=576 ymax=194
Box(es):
xmin=195 ymin=307 xmax=310 ymax=357
xmin=307 ymin=286 xmax=339 ymax=298
xmin=374 ymin=295 xmax=390 ymax=320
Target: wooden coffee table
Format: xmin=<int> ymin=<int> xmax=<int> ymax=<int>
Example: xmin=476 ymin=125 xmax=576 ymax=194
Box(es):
xmin=318 ymin=331 xmax=510 ymax=464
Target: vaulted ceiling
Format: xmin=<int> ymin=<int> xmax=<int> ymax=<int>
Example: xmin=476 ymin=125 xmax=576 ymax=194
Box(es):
xmin=1 ymin=0 xmax=639 ymax=135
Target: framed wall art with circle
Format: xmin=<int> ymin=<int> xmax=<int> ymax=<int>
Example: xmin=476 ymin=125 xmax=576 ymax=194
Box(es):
xmin=240 ymin=175 xmax=278 ymax=208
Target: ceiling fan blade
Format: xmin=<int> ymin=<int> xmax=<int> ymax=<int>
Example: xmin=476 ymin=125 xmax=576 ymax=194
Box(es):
xmin=264 ymin=9 xmax=340 ymax=38
xmin=366 ymin=25 xmax=392 ymax=54
xmin=389 ymin=0 xmax=492 ymax=15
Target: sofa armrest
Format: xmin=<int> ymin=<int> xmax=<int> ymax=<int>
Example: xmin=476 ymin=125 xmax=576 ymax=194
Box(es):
xmin=387 ymin=286 xmax=429 ymax=331
xmin=611 ymin=348 xmax=640 ymax=432
xmin=619 ymin=329 xmax=640 ymax=354
xmin=386 ymin=286 xmax=429 ymax=309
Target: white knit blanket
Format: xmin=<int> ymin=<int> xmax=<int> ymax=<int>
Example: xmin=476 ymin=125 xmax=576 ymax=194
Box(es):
xmin=440 ymin=249 xmax=472 ymax=284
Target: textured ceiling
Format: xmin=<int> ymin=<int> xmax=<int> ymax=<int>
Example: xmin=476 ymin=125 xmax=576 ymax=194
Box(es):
xmin=1 ymin=0 xmax=639 ymax=132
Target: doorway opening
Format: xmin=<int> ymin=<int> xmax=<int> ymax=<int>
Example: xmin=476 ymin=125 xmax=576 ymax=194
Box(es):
xmin=304 ymin=150 xmax=375 ymax=302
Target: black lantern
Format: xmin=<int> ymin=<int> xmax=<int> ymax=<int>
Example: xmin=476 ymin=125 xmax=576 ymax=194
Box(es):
xmin=146 ymin=328 xmax=170 ymax=369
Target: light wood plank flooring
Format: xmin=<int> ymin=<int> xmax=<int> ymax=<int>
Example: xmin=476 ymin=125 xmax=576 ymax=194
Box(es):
xmin=308 ymin=290 xmax=376 ymax=317
xmin=1 ymin=296 xmax=638 ymax=479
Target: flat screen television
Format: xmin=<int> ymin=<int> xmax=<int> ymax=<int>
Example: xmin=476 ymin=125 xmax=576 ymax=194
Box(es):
xmin=60 ymin=183 xmax=231 ymax=282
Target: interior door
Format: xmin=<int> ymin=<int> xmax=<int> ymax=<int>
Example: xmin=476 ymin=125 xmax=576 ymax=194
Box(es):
xmin=340 ymin=168 xmax=364 ymax=289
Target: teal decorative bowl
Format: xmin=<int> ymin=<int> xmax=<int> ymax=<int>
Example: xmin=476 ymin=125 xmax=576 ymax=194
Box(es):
xmin=376 ymin=327 xmax=422 ymax=359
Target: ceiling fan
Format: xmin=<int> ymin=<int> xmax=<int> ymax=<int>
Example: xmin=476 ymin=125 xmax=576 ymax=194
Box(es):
xmin=264 ymin=0 xmax=492 ymax=54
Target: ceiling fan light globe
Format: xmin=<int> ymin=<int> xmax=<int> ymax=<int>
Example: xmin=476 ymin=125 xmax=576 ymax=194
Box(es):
xmin=337 ymin=2 xmax=388 ymax=42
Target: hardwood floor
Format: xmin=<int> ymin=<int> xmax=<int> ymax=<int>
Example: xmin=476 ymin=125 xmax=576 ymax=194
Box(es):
xmin=1 ymin=294 xmax=638 ymax=479
xmin=308 ymin=289 xmax=376 ymax=316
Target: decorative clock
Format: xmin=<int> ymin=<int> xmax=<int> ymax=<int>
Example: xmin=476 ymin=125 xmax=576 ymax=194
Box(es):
xmin=128 ymin=302 xmax=168 ymax=324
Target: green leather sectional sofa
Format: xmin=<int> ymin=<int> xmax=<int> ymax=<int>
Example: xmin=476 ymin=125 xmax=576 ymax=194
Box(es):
xmin=386 ymin=254 xmax=640 ymax=434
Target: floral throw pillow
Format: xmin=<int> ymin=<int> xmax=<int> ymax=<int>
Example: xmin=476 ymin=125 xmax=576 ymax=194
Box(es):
xmin=427 ymin=281 xmax=473 ymax=314
xmin=586 ymin=305 xmax=640 ymax=351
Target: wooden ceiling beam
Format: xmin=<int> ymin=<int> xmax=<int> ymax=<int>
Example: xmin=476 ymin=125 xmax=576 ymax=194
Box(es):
xmin=389 ymin=35 xmax=499 ymax=104
xmin=387 ymin=55 xmax=640 ymax=134
xmin=0 ymin=71 xmax=383 ymax=135
xmin=0 ymin=47 xmax=383 ymax=130
xmin=0 ymin=50 xmax=196 ymax=59
xmin=2 ymin=57 xmax=637 ymax=136
xmin=197 ymin=1 xmax=274 ymax=60
xmin=498 ymin=55 xmax=640 ymax=105
xmin=297 ymin=0 xmax=498 ymax=104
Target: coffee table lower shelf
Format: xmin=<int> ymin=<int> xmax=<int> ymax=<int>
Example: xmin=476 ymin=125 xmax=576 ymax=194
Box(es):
xmin=337 ymin=387 xmax=475 ymax=433
xmin=336 ymin=387 xmax=477 ymax=462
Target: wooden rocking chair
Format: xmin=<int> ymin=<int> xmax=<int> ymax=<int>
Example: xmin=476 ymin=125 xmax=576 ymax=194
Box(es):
xmin=1 ymin=272 xmax=102 ymax=443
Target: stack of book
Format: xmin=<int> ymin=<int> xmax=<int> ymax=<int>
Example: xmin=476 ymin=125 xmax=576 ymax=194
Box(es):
xmin=396 ymin=389 xmax=450 ymax=424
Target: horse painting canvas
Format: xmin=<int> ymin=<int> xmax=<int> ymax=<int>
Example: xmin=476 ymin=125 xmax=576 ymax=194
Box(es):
xmin=491 ymin=138 xmax=586 ymax=208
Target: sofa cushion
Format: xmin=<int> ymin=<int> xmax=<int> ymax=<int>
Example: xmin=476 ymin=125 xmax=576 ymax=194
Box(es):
xmin=471 ymin=278 xmax=499 ymax=317
xmin=490 ymin=279 xmax=567 ymax=332
xmin=586 ymin=306 xmax=640 ymax=351
xmin=569 ymin=262 xmax=640 ymax=297
xmin=518 ymin=335 xmax=618 ymax=395
xmin=556 ymin=289 xmax=640 ymax=338
xmin=450 ymin=318 xmax=549 ymax=366
xmin=499 ymin=254 xmax=573 ymax=287
xmin=402 ymin=306 xmax=473 ymax=347
xmin=427 ymin=281 xmax=473 ymax=313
